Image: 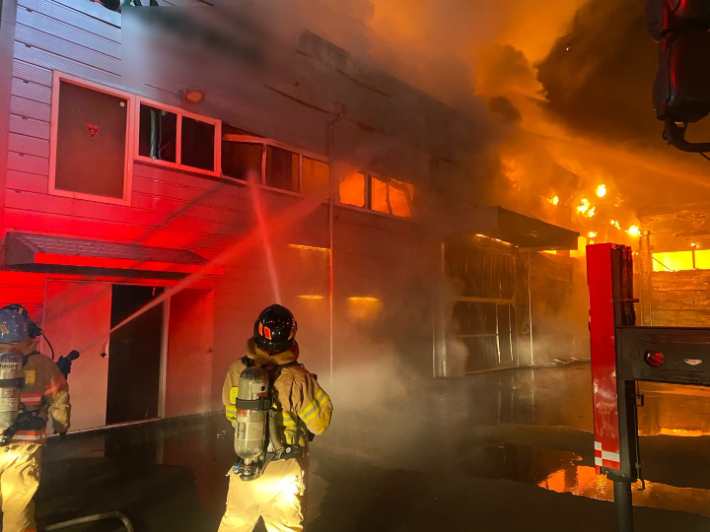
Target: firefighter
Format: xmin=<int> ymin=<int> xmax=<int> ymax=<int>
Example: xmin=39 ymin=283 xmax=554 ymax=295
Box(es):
xmin=0 ymin=305 xmax=71 ymax=532
xmin=218 ymin=304 xmax=333 ymax=532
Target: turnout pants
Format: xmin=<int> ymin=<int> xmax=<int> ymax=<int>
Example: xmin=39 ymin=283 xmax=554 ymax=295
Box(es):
xmin=0 ymin=443 xmax=41 ymax=532
xmin=219 ymin=458 xmax=307 ymax=532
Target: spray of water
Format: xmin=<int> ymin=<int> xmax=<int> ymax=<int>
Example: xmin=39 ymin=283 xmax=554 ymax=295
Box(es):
xmin=76 ymin=189 xmax=326 ymax=354
xmin=247 ymin=171 xmax=283 ymax=304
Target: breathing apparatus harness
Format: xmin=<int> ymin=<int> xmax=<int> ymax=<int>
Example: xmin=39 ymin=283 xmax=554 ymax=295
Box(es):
xmin=0 ymin=349 xmax=80 ymax=446
xmin=232 ymin=356 xmax=309 ymax=481
xmin=0 ymin=305 xmax=79 ymax=446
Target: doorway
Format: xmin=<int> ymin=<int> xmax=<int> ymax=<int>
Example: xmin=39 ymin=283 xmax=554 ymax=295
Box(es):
xmin=106 ymin=285 xmax=165 ymax=425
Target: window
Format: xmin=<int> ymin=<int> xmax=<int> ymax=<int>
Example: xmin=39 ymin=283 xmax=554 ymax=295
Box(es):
xmin=302 ymin=157 xmax=330 ymax=197
xmin=136 ymin=98 xmax=220 ymax=176
xmin=222 ymin=142 xmax=263 ymax=181
xmin=339 ymin=172 xmax=366 ymax=207
xmin=697 ymin=250 xmax=710 ymax=269
xmin=50 ymin=74 xmax=133 ymax=205
xmin=370 ymin=175 xmax=414 ymax=218
xmin=266 ymin=146 xmax=299 ymax=192
xmin=139 ymin=105 xmax=177 ymax=163
xmin=652 ymin=250 xmax=710 ymax=271
xmin=182 ymin=117 xmax=216 ymax=172
xmin=221 ymin=135 xmax=329 ymax=195
xmin=338 ymin=172 xmax=415 ymax=217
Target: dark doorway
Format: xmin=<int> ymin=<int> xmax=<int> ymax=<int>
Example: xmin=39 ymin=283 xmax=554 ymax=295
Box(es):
xmin=107 ymin=285 xmax=165 ymax=425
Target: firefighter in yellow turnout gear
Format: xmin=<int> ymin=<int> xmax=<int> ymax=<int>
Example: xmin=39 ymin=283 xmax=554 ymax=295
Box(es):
xmin=219 ymin=305 xmax=332 ymax=532
xmin=0 ymin=305 xmax=71 ymax=532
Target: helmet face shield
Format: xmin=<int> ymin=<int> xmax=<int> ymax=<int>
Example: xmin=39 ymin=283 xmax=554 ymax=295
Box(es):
xmin=254 ymin=304 xmax=297 ymax=352
xmin=0 ymin=308 xmax=31 ymax=344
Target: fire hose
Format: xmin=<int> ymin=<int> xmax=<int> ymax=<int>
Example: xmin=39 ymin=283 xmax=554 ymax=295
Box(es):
xmin=45 ymin=511 xmax=134 ymax=531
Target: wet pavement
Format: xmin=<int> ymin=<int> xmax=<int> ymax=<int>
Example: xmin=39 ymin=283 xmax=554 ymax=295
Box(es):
xmin=33 ymin=363 xmax=710 ymax=531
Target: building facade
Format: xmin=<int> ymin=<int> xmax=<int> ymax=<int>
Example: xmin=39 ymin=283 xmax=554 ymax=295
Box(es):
xmin=0 ymin=0 xmax=577 ymax=432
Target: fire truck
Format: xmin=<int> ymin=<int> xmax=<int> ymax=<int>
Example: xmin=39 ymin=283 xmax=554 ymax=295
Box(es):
xmin=588 ymin=243 xmax=710 ymax=531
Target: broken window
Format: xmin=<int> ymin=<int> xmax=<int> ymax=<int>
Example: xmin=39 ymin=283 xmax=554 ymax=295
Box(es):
xmin=139 ymin=105 xmax=177 ymax=163
xmin=370 ymin=176 xmax=414 ymax=218
xmin=136 ymin=99 xmax=220 ymax=175
xmin=266 ymin=146 xmax=299 ymax=192
xmin=182 ymin=117 xmax=216 ymax=172
xmin=339 ymin=172 xmax=366 ymax=208
xmin=52 ymin=78 xmax=130 ymax=202
xmin=222 ymin=142 xmax=263 ymax=181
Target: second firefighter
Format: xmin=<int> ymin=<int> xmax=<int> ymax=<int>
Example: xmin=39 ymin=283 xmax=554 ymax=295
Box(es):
xmin=218 ymin=304 xmax=333 ymax=532
xmin=0 ymin=305 xmax=71 ymax=532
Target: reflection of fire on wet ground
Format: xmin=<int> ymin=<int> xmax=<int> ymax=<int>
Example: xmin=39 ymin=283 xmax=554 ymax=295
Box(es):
xmin=539 ymin=464 xmax=710 ymax=518
xmin=461 ymin=439 xmax=710 ymax=520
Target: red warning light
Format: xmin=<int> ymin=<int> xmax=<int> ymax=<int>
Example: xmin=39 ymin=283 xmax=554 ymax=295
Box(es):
xmin=644 ymin=351 xmax=665 ymax=368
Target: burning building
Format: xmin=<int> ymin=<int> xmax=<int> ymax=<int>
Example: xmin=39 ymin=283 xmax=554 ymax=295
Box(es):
xmin=0 ymin=0 xmax=579 ymax=432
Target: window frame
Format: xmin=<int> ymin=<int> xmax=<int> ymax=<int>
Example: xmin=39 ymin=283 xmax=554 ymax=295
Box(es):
xmin=49 ymin=71 xmax=135 ymax=206
xmin=134 ymin=96 xmax=222 ymax=178
xmin=369 ymin=173 xmax=415 ymax=218
xmin=337 ymin=171 xmax=415 ymax=220
xmin=337 ymin=171 xmax=370 ymax=210
xmin=222 ymin=135 xmax=329 ymax=197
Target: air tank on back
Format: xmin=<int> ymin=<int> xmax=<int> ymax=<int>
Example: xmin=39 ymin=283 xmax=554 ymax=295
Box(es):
xmin=0 ymin=350 xmax=24 ymax=430
xmin=235 ymin=366 xmax=270 ymax=480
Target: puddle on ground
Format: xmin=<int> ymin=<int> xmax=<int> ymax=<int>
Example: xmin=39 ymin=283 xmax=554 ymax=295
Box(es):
xmin=465 ymin=443 xmax=710 ymax=518
xmin=540 ymin=466 xmax=710 ymax=518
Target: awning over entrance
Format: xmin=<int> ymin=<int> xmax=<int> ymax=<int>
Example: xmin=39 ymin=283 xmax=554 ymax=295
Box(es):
xmin=454 ymin=206 xmax=579 ymax=251
xmin=1 ymin=232 xmax=223 ymax=280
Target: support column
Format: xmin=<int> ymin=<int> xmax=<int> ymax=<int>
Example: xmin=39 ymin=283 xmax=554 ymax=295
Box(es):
xmin=527 ymin=251 xmax=534 ymax=366
xmin=613 ymin=478 xmax=635 ymax=532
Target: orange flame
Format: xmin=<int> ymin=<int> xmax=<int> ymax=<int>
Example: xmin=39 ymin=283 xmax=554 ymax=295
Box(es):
xmin=596 ymin=184 xmax=607 ymax=198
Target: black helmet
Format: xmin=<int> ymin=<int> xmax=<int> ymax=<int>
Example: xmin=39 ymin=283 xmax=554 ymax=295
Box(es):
xmin=254 ymin=304 xmax=297 ymax=352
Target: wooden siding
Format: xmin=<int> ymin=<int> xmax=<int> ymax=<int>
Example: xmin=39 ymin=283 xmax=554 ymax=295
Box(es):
xmin=5 ymin=0 xmax=447 ymax=254
xmin=0 ymin=0 xmax=19 ymax=235
xmin=639 ymin=206 xmax=710 ymax=326
xmin=647 ymin=270 xmax=710 ymax=327
xmin=9 ymin=0 xmax=473 ymax=179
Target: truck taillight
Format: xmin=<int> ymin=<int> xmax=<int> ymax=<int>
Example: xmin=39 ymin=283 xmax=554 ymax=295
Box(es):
xmin=644 ymin=351 xmax=665 ymax=367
